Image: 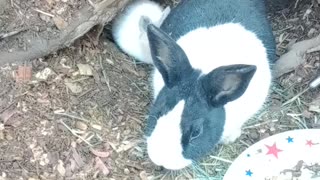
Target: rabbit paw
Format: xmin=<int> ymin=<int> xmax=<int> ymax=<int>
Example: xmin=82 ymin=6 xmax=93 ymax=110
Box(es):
xmin=221 ymin=128 xmax=242 ymax=144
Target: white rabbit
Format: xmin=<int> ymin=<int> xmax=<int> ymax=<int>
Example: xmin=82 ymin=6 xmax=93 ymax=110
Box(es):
xmin=112 ymin=0 xmax=276 ymax=170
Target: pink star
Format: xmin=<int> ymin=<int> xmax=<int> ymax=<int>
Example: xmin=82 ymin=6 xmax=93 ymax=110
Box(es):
xmin=306 ymin=140 xmax=314 ymax=147
xmin=265 ymin=143 xmax=283 ymax=159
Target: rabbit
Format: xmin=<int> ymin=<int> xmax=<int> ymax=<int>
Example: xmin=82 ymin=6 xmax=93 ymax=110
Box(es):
xmin=112 ymin=0 xmax=276 ymax=170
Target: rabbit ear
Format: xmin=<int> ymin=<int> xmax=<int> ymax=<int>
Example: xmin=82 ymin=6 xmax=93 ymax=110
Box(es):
xmin=147 ymin=24 xmax=193 ymax=88
xmin=200 ymin=64 xmax=256 ymax=107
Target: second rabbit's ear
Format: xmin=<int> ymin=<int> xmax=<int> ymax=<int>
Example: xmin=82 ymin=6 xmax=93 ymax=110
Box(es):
xmin=147 ymin=24 xmax=193 ymax=88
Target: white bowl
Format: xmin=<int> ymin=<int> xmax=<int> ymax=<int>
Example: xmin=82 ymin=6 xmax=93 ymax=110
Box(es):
xmin=224 ymin=129 xmax=320 ymax=180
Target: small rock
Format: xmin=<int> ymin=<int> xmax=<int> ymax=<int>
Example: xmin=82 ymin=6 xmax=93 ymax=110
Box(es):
xmin=139 ymin=171 xmax=148 ymax=180
xmin=91 ymin=124 xmax=102 ymax=131
xmin=39 ymin=14 xmax=51 ymax=23
xmin=75 ymin=121 xmax=88 ymax=131
xmin=124 ymin=168 xmax=130 ymax=175
xmin=249 ymin=131 xmax=259 ymax=140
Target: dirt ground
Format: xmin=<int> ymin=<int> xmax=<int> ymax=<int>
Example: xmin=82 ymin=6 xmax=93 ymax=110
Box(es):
xmin=0 ymin=0 xmax=89 ymax=51
xmin=0 ymin=0 xmax=319 ymax=180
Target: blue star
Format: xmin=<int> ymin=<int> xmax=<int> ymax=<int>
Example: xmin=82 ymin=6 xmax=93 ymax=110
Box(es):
xmin=246 ymin=170 xmax=253 ymax=177
xmin=286 ymin=136 xmax=293 ymax=143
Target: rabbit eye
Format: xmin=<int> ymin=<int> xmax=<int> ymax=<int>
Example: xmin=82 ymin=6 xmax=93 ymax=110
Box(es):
xmin=189 ymin=125 xmax=203 ymax=142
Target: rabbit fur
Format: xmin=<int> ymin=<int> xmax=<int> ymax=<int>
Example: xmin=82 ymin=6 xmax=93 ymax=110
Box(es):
xmin=112 ymin=0 xmax=276 ymax=170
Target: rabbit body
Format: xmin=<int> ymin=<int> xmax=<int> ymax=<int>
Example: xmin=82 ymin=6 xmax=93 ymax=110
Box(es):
xmin=112 ymin=0 xmax=275 ymax=170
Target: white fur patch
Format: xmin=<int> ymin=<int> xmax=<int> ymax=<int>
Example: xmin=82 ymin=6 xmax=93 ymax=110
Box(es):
xmin=147 ymin=100 xmax=192 ymax=170
xmin=152 ymin=23 xmax=272 ymax=142
xmin=112 ymin=1 xmax=167 ymax=64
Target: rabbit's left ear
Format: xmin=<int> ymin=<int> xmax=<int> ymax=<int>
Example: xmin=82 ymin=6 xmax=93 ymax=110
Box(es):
xmin=147 ymin=24 xmax=193 ymax=88
xmin=200 ymin=64 xmax=256 ymax=107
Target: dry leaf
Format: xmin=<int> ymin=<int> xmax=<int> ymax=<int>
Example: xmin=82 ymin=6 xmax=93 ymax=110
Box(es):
xmin=53 ymin=16 xmax=68 ymax=30
xmin=0 ymin=109 xmax=17 ymax=124
xmin=35 ymin=67 xmax=55 ymax=80
xmin=77 ymin=64 xmax=93 ymax=76
xmin=56 ymin=160 xmax=66 ymax=176
xmin=94 ymin=157 xmax=110 ymax=175
xmin=90 ymin=148 xmax=110 ymax=158
xmin=64 ymin=79 xmax=83 ymax=94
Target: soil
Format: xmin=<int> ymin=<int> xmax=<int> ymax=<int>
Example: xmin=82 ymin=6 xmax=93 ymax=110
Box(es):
xmin=0 ymin=0 xmax=90 ymax=52
xmin=0 ymin=0 xmax=319 ymax=180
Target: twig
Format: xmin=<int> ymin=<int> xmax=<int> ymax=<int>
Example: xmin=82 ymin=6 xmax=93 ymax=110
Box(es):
xmin=310 ymin=76 xmax=320 ymax=88
xmin=307 ymin=45 xmax=320 ymax=53
xmin=243 ymin=119 xmax=279 ymax=129
xmin=87 ymin=0 xmax=96 ymax=8
xmin=282 ymin=88 xmax=309 ymax=107
xmin=0 ymin=29 xmax=26 ymax=40
xmin=59 ymin=120 xmax=93 ymax=146
xmin=33 ymin=8 xmax=54 ymax=17
xmin=99 ymin=56 xmax=111 ymax=92
xmin=294 ymin=0 xmax=300 ymax=8
xmin=69 ymin=77 xmax=90 ymax=83
xmin=209 ymin=155 xmax=233 ymax=164
xmin=54 ymin=112 xmax=90 ymax=123
xmin=239 ymin=140 xmax=251 ymax=148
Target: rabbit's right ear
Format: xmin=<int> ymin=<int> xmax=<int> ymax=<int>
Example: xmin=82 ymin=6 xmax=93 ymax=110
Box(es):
xmin=200 ymin=64 xmax=256 ymax=107
xmin=147 ymin=24 xmax=193 ymax=88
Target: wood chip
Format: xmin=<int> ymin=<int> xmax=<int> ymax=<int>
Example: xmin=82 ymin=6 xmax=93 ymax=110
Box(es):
xmin=309 ymin=95 xmax=320 ymax=113
xmin=71 ymin=147 xmax=85 ymax=168
xmin=56 ymin=160 xmax=66 ymax=176
xmin=15 ymin=66 xmax=32 ymax=83
xmin=94 ymin=157 xmax=110 ymax=175
xmin=0 ymin=124 xmax=4 ymax=140
xmin=90 ymin=148 xmax=110 ymax=158
xmin=116 ymin=140 xmax=139 ymax=153
xmin=53 ymin=16 xmax=68 ymax=30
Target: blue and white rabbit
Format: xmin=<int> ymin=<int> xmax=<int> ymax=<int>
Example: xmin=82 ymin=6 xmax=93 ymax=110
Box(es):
xmin=112 ymin=0 xmax=276 ymax=170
